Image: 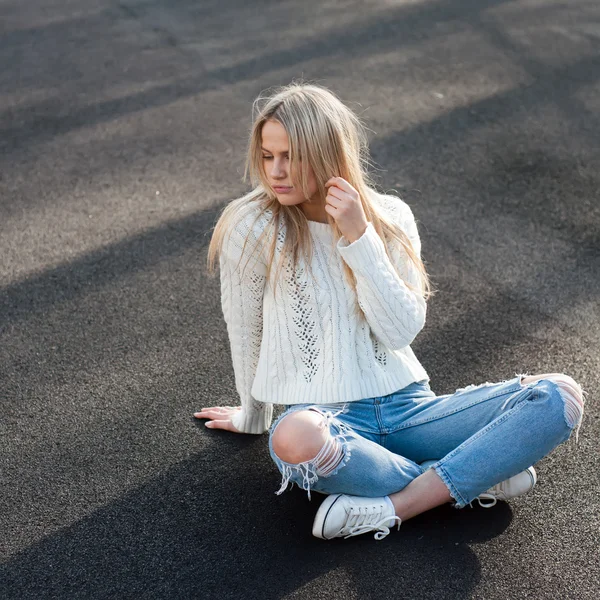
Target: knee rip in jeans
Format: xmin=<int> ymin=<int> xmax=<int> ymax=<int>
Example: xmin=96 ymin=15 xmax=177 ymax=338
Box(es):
xmin=517 ymin=373 xmax=588 ymax=445
xmin=273 ymin=405 xmax=352 ymax=501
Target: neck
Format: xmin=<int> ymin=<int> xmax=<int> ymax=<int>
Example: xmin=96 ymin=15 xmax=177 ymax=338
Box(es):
xmin=300 ymin=200 xmax=328 ymax=223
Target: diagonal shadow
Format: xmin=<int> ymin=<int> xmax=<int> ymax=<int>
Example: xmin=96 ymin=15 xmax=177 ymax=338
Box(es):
xmin=0 ymin=445 xmax=511 ymax=600
xmin=370 ymin=53 xmax=600 ymax=166
xmin=1 ymin=226 xmax=591 ymax=596
xmin=0 ymin=0 xmax=512 ymax=152
xmin=0 ymin=4 xmax=597 ymax=600
xmin=0 ymin=203 xmax=222 ymax=331
xmin=368 ymin=47 xmax=600 ymax=275
xmin=469 ymin=9 xmax=600 ymax=150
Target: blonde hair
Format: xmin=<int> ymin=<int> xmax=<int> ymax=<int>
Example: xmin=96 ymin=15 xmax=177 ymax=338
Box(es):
xmin=206 ymin=80 xmax=435 ymax=314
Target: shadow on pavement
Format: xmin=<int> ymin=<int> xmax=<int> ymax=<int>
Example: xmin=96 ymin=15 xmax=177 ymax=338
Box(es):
xmin=0 ymin=431 xmax=512 ymax=600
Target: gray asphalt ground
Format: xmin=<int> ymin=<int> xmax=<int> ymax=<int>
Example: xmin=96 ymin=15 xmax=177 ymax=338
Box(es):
xmin=1 ymin=0 xmax=599 ymax=598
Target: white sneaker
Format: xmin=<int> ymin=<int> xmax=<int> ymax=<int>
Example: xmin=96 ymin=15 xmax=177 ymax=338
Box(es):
xmin=475 ymin=466 xmax=537 ymax=508
xmin=312 ymin=494 xmax=401 ymax=540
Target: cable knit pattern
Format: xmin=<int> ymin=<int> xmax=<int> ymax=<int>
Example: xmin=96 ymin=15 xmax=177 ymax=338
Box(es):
xmin=336 ymin=210 xmax=426 ymax=352
xmin=219 ymin=192 xmax=429 ymax=434
xmin=220 ymin=210 xmax=274 ymax=435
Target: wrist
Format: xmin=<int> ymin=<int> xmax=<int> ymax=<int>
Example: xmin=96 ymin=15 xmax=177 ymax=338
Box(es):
xmin=345 ymin=223 xmax=368 ymax=244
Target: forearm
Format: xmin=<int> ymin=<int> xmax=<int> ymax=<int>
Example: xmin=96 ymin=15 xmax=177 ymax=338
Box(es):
xmin=338 ymin=222 xmax=426 ymax=351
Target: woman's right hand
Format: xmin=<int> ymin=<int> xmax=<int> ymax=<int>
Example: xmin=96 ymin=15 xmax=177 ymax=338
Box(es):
xmin=193 ymin=406 xmax=243 ymax=433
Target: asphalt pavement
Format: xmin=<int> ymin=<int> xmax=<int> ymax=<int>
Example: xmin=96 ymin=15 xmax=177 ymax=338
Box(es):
xmin=1 ymin=1 xmax=599 ymax=598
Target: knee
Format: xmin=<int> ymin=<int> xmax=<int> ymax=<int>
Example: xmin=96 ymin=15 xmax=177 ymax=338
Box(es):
xmin=271 ymin=410 xmax=329 ymax=464
xmin=525 ymin=373 xmax=586 ymax=429
xmin=546 ymin=374 xmax=586 ymax=429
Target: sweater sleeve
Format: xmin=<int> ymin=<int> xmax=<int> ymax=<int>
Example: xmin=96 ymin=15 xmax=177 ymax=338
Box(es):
xmin=219 ymin=212 xmax=273 ymax=434
xmin=336 ymin=202 xmax=426 ymax=351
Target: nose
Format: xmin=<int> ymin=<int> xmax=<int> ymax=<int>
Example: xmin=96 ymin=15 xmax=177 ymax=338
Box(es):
xmin=270 ymin=158 xmax=286 ymax=179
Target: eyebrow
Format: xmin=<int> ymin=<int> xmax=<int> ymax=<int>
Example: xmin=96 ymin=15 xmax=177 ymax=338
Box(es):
xmin=260 ymin=147 xmax=289 ymax=153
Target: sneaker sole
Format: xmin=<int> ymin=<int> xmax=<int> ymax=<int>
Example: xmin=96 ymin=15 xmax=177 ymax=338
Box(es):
xmin=312 ymin=494 xmax=343 ymax=539
xmin=527 ymin=466 xmax=537 ymax=489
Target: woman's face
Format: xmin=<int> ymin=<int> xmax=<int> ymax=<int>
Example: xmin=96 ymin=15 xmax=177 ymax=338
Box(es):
xmin=260 ymin=119 xmax=321 ymax=208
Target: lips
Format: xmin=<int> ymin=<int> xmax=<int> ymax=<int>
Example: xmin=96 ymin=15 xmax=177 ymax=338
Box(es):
xmin=274 ymin=186 xmax=293 ymax=190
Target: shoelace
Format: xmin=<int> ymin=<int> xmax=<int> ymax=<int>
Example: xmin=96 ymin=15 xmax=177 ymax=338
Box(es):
xmin=474 ymin=478 xmax=511 ymax=508
xmin=475 ymin=493 xmax=498 ymax=508
xmin=339 ymin=505 xmax=402 ymax=540
xmin=471 ymin=468 xmax=535 ymax=509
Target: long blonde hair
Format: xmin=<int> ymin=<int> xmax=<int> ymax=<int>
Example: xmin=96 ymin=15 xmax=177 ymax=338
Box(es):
xmin=206 ymin=81 xmax=435 ymax=314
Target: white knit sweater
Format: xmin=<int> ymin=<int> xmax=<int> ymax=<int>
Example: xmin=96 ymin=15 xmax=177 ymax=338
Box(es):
xmin=219 ymin=190 xmax=430 ymax=434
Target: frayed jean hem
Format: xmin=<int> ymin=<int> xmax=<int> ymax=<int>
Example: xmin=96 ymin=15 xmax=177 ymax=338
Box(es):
xmin=433 ymin=463 xmax=469 ymax=509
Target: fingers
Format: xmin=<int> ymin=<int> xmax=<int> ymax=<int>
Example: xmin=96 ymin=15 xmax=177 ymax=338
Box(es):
xmin=194 ymin=406 xmax=239 ymax=417
xmin=325 ymin=176 xmax=346 ymax=189
xmin=193 ymin=406 xmax=241 ymax=433
xmin=204 ymin=419 xmax=235 ymax=431
xmin=326 ymin=187 xmax=344 ymax=205
xmin=325 ymin=177 xmax=355 ymax=195
xmin=200 ymin=418 xmax=241 ymax=434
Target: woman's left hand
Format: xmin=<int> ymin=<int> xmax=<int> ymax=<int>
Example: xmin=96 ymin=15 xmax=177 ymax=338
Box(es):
xmin=324 ymin=177 xmax=369 ymax=243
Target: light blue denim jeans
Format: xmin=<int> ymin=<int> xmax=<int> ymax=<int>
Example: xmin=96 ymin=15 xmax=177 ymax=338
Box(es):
xmin=267 ymin=374 xmax=585 ymax=508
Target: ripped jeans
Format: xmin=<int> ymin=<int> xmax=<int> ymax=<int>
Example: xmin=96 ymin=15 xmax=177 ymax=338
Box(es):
xmin=267 ymin=374 xmax=587 ymax=508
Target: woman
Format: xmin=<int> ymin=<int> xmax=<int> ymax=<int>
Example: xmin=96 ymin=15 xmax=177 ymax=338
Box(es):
xmin=196 ymin=82 xmax=587 ymax=541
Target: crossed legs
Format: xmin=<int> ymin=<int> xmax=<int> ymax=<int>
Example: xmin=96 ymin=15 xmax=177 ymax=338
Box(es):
xmin=271 ymin=373 xmax=586 ymax=522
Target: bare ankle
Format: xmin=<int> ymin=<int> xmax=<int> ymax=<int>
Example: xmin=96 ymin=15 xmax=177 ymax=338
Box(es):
xmin=389 ymin=468 xmax=453 ymax=521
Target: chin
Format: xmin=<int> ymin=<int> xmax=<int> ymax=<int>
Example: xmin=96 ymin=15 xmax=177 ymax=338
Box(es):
xmin=276 ymin=196 xmax=304 ymax=206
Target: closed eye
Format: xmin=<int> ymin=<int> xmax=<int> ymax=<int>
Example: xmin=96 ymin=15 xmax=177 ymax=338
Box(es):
xmin=262 ymin=156 xmax=301 ymax=163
